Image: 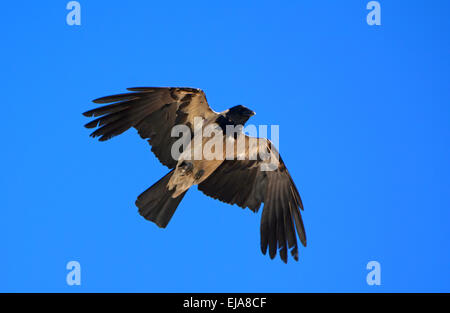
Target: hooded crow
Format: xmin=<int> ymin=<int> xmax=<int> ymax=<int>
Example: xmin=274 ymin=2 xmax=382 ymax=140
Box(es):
xmin=83 ymin=87 xmax=306 ymax=263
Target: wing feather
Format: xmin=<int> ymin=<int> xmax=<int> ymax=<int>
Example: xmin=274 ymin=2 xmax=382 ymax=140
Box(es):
xmin=83 ymin=87 xmax=217 ymax=168
xmin=198 ymin=136 xmax=306 ymax=263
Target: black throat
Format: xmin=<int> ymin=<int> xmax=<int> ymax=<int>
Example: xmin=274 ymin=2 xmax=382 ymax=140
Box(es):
xmin=215 ymin=114 xmax=248 ymax=133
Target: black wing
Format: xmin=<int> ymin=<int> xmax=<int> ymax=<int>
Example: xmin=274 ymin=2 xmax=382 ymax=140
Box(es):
xmin=198 ymin=136 xmax=306 ymax=263
xmin=83 ymin=87 xmax=217 ymax=168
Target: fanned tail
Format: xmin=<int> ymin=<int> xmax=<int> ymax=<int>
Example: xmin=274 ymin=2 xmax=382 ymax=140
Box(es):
xmin=136 ymin=170 xmax=187 ymax=228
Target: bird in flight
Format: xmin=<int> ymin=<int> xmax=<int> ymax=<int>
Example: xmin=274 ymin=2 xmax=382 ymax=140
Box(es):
xmin=83 ymin=87 xmax=306 ymax=263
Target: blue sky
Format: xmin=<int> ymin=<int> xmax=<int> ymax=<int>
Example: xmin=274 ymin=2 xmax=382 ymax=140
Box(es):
xmin=1 ymin=1 xmax=449 ymax=292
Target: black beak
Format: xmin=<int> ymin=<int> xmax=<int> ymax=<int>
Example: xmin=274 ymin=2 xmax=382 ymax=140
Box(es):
xmin=244 ymin=110 xmax=256 ymax=117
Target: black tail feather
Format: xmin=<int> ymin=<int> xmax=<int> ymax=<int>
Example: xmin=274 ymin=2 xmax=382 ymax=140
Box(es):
xmin=136 ymin=170 xmax=187 ymax=228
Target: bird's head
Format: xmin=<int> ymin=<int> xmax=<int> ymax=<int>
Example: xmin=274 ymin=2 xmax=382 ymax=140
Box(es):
xmin=225 ymin=105 xmax=256 ymax=126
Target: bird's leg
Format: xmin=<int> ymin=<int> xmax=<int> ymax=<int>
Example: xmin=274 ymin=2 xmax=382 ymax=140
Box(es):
xmin=179 ymin=160 xmax=194 ymax=174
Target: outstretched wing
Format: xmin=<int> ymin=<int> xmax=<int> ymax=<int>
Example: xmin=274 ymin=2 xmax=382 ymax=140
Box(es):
xmin=83 ymin=87 xmax=217 ymax=169
xmin=198 ymin=136 xmax=306 ymax=263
